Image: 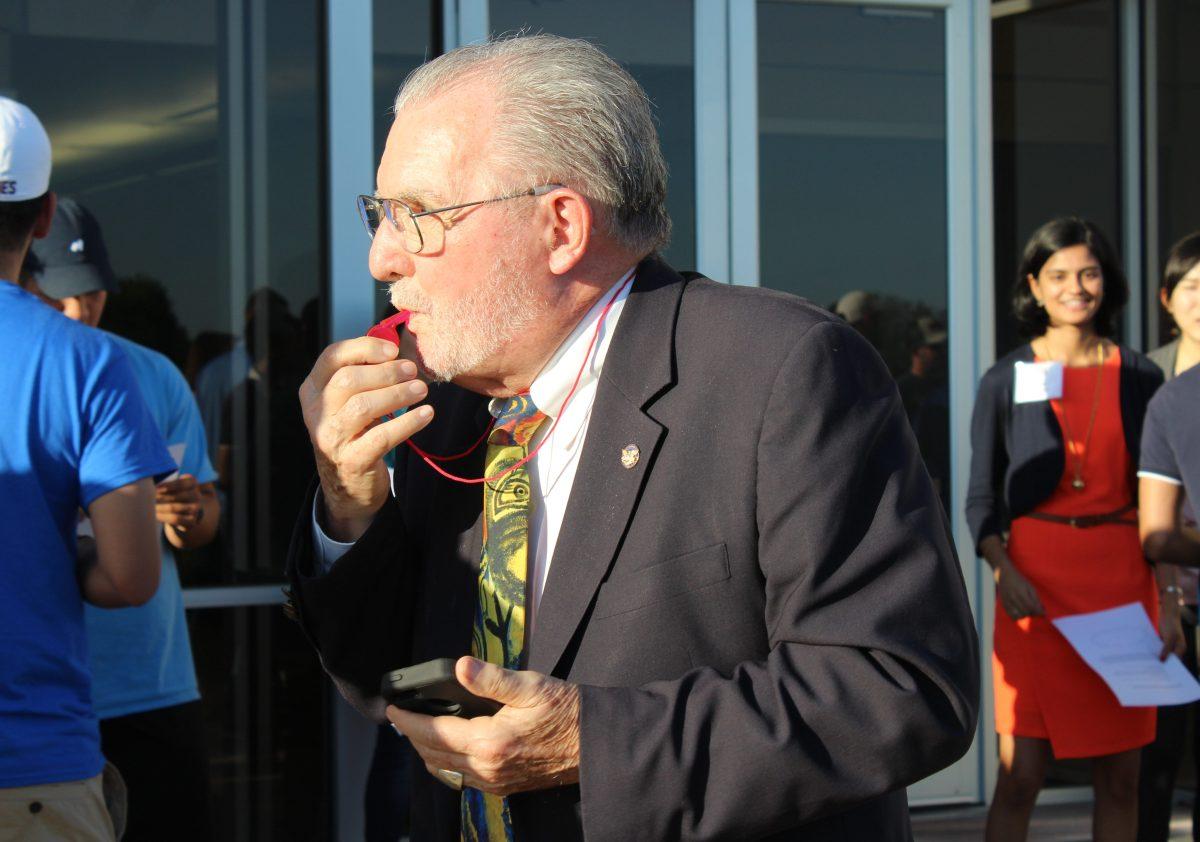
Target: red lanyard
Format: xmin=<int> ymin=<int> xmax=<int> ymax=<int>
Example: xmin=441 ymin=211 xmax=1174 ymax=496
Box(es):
xmin=365 ymin=274 xmax=633 ymax=485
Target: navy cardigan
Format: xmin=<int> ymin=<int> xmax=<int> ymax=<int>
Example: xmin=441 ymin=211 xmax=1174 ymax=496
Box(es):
xmin=965 ymin=343 xmax=1164 ymax=554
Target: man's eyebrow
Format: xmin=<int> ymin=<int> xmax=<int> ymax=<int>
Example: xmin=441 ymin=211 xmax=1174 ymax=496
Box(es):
xmin=374 ymin=187 xmax=446 ymax=206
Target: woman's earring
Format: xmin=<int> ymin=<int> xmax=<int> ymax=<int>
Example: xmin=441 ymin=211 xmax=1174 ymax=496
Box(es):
xmin=1035 ymin=299 xmax=1045 ymax=309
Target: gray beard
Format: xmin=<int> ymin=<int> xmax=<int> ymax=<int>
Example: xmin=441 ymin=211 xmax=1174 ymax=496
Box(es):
xmin=388 ymin=257 xmax=547 ymax=382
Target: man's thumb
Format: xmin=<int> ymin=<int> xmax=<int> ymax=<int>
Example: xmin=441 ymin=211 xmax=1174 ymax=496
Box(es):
xmin=457 ymin=657 xmax=539 ymax=707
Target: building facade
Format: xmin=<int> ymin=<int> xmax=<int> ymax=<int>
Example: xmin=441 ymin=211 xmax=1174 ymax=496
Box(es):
xmin=2 ymin=0 xmax=1197 ymax=837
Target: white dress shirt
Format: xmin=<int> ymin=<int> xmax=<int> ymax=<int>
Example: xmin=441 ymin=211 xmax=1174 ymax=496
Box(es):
xmin=312 ymin=267 xmax=634 ymax=634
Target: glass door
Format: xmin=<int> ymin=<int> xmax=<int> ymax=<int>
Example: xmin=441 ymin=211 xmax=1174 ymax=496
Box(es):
xmin=727 ymin=0 xmax=990 ymax=805
xmin=3 ymin=0 xmax=334 ymax=838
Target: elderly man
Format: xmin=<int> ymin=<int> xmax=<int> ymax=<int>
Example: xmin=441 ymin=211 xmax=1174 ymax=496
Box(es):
xmin=288 ymin=35 xmax=978 ymax=842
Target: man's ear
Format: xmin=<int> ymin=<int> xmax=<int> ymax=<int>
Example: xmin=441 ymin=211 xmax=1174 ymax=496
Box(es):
xmin=31 ymin=191 xmax=57 ymax=239
xmin=544 ymin=188 xmax=591 ymax=276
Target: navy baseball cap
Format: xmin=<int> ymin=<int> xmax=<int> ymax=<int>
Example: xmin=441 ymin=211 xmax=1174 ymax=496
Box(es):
xmin=24 ymin=198 xmax=116 ymax=299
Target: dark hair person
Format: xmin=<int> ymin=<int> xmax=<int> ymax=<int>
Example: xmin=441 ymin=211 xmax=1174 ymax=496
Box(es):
xmin=1137 ymin=230 xmax=1200 ymax=842
xmin=967 ymin=217 xmax=1172 ymax=842
xmin=1148 ymin=232 xmax=1200 ymax=380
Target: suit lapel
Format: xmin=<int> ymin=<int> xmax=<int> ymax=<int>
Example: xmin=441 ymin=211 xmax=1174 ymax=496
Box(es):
xmin=527 ymin=257 xmax=684 ymax=675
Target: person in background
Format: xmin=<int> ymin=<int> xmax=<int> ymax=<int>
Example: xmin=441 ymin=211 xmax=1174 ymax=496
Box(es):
xmin=0 ymin=96 xmax=173 ymax=842
xmin=217 ymin=300 xmax=314 ymax=573
xmin=899 ymin=315 xmax=950 ymax=512
xmin=1148 ymin=233 xmax=1200 ymax=380
xmin=897 ymin=315 xmax=948 ymax=424
xmin=193 ymin=287 xmax=289 ymax=461
xmin=22 ymin=198 xmax=221 ymax=842
xmin=967 ymin=217 xmax=1175 ymax=842
xmin=1138 ymin=230 xmax=1200 ymax=841
xmin=1140 ymin=349 xmax=1200 ymax=575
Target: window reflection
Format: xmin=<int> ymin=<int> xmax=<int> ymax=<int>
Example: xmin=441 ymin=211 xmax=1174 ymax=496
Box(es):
xmin=487 ymin=0 xmax=697 ymax=270
xmin=373 ymin=1 xmax=437 ymax=162
xmin=3 ymin=0 xmax=324 ymax=585
xmin=2 ymin=5 xmax=329 ymax=833
xmin=373 ymin=1 xmax=438 ymax=323
xmin=190 ymin=606 xmax=330 ymax=842
xmin=992 ymin=0 xmax=1120 ymax=354
xmin=1152 ymin=0 xmax=1200 ymax=343
xmin=756 ymin=1 xmax=950 ymax=511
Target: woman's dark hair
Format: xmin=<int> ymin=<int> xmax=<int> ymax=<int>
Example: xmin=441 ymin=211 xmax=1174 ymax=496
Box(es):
xmin=0 ymin=194 xmax=49 ymax=252
xmin=1162 ymin=232 xmax=1200 ymax=299
xmin=1011 ymin=217 xmax=1128 ymax=338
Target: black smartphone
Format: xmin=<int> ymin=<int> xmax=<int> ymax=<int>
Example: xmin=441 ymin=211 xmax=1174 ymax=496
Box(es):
xmin=381 ymin=658 xmax=502 ymax=718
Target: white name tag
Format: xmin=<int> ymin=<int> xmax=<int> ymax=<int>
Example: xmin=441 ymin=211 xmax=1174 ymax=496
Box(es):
xmin=1013 ymin=360 xmax=1063 ymax=404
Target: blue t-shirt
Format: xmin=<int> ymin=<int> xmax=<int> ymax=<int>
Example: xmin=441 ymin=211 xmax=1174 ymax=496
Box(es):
xmin=85 ymin=334 xmax=218 ymax=720
xmin=0 ymin=282 xmax=175 ymax=788
xmin=1140 ymin=363 xmax=1200 ymax=501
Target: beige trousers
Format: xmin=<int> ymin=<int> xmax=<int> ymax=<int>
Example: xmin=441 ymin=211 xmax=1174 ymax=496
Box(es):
xmin=0 ymin=774 xmax=115 ymax=842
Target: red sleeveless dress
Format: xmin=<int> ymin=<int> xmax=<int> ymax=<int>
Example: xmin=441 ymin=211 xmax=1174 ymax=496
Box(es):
xmin=993 ymin=347 xmax=1157 ymax=757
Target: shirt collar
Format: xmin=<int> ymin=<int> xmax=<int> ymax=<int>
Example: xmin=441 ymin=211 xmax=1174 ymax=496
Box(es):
xmin=489 ymin=266 xmax=635 ymax=420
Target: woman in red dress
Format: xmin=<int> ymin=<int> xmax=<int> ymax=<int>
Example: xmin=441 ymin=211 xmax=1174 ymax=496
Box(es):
xmin=967 ymin=218 xmax=1178 ymax=841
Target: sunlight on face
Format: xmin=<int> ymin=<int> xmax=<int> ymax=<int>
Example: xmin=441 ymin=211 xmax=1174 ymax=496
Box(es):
xmin=388 ymin=251 xmax=548 ymax=382
xmin=1029 ymin=244 xmax=1104 ymax=330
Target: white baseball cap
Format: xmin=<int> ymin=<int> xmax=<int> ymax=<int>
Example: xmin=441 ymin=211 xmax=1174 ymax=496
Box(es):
xmin=0 ymin=97 xmax=51 ymax=202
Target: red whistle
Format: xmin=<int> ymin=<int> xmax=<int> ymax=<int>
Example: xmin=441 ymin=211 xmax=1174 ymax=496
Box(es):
xmin=366 ymin=310 xmax=410 ymax=346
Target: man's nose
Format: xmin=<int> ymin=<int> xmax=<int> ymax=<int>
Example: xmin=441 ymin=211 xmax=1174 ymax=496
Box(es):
xmin=368 ymin=224 xmax=415 ymax=282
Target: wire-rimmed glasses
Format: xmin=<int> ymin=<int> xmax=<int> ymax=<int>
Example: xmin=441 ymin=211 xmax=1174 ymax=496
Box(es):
xmin=356 ymin=184 xmax=562 ymax=253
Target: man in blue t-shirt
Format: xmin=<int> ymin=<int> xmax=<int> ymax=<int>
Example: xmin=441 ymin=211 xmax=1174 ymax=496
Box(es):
xmin=1140 ymin=364 xmax=1200 ymax=568
xmin=0 ymin=97 xmax=175 ymax=842
xmin=23 ymin=198 xmax=221 ymax=842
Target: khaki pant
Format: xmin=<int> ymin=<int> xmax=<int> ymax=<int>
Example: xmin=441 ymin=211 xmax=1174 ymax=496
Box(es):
xmin=0 ymin=774 xmax=116 ymax=842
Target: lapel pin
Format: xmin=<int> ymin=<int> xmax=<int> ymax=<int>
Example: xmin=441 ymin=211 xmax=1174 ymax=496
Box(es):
xmin=620 ymin=443 xmax=640 ymax=469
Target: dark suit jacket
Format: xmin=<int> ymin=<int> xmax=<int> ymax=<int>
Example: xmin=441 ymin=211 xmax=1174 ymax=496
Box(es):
xmin=287 ymin=257 xmax=979 ymax=841
xmin=965 ymin=343 xmax=1164 ymax=553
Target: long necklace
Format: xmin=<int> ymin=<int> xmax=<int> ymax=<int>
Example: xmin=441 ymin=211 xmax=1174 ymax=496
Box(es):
xmin=1040 ymin=339 xmax=1105 ymax=491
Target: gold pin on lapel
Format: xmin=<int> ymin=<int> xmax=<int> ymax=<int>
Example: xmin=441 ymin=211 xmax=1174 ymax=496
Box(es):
xmin=620 ymin=443 xmax=640 ymax=469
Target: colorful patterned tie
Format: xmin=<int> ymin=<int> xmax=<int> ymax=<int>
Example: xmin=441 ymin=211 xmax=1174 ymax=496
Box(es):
xmin=462 ymin=394 xmax=546 ymax=842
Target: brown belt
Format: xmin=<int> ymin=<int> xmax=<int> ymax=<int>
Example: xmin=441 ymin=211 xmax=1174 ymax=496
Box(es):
xmin=1021 ymin=503 xmax=1137 ymax=529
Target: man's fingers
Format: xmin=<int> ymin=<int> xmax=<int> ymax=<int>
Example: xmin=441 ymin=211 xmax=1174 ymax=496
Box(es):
xmin=457 ymin=657 xmax=543 ymax=708
xmin=306 ymin=337 xmax=400 ymax=393
xmin=387 ymin=705 xmax=471 ymax=754
xmin=336 ymin=380 xmax=429 ymax=432
xmin=323 ymin=359 xmax=421 ymax=405
xmin=354 ymin=405 xmax=436 ymax=459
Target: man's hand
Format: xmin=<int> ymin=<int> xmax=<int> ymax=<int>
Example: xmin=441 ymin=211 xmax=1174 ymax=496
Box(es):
xmin=994 ymin=558 xmax=1044 ymax=620
xmin=299 ymin=337 xmax=434 ymax=542
xmin=387 ymin=657 xmax=581 ymax=797
xmin=156 ymin=474 xmax=204 ymax=530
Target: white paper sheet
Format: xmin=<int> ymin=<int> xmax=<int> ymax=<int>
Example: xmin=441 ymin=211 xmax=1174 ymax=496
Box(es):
xmin=161 ymin=443 xmax=187 ymax=484
xmin=1052 ymin=602 xmax=1200 ymax=707
xmin=1013 ymin=360 xmax=1064 ymax=404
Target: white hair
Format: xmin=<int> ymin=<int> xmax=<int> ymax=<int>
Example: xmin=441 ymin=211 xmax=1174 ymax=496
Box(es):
xmin=393 ymin=34 xmax=671 ymax=256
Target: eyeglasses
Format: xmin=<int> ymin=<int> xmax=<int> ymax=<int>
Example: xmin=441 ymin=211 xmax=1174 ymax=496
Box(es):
xmin=356 ymin=184 xmax=562 ymax=254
